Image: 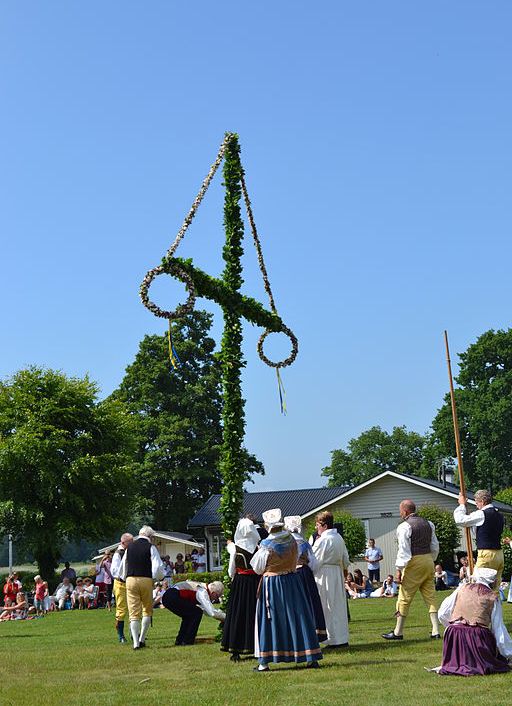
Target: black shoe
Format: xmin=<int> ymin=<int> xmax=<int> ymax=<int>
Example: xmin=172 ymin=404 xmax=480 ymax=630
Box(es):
xmin=327 ymin=643 xmax=349 ymax=649
xmin=230 ymin=653 xmax=241 ymax=662
xmin=430 ymin=634 xmax=441 ymax=639
xmin=138 ymin=641 xmax=146 ymax=648
xmin=382 ymin=631 xmax=403 ymax=640
xmin=306 ymin=661 xmax=320 ymax=668
xmin=175 ymin=640 xmax=186 ymax=646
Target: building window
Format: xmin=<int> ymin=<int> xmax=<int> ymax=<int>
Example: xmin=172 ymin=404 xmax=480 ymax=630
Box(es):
xmin=211 ymin=533 xmax=226 ymax=569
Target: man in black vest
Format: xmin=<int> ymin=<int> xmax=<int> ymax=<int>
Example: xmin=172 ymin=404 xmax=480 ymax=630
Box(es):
xmin=120 ymin=525 xmax=164 ymax=650
xmin=454 ymin=490 xmax=505 ymax=589
xmin=382 ymin=499 xmax=441 ymax=641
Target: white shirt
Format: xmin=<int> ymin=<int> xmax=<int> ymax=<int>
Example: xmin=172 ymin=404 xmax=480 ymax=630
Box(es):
xmin=195 ymin=553 xmax=207 ymax=573
xmin=111 ymin=546 xmax=125 ymax=580
xmin=453 ymin=503 xmax=492 ymax=528
xmin=173 ymin=581 xmax=225 ymax=621
xmin=438 ymin=582 xmax=512 ymax=659
xmin=395 ymin=517 xmax=439 ymax=569
xmin=311 ymin=528 xmax=350 ymax=570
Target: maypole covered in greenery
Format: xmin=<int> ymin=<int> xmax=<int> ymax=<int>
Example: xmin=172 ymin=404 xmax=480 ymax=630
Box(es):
xmin=140 ymin=132 xmax=298 ymax=574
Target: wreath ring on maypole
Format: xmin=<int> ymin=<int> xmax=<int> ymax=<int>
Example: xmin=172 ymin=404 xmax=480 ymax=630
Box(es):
xmin=257 ymin=325 xmax=298 ymax=369
xmin=140 ymin=262 xmax=196 ymax=320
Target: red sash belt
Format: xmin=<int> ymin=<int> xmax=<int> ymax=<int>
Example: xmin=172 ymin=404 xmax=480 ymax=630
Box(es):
xmin=236 ymin=568 xmax=256 ymax=575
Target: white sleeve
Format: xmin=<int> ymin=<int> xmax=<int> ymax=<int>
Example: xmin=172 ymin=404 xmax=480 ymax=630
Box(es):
xmin=196 ymin=587 xmax=225 ymax=621
xmin=491 ymin=599 xmax=512 ymax=659
xmin=250 ymin=547 xmax=270 ymax=575
xmin=395 ymin=523 xmax=412 ymax=569
xmin=429 ymin=522 xmax=440 ymax=562
xmin=151 ymin=546 xmax=165 ymax=581
xmin=311 ymin=536 xmax=328 ymax=566
xmin=227 ymin=542 xmax=236 ymax=579
xmin=111 ymin=551 xmax=122 ymax=579
xmin=307 ymin=545 xmax=319 ymax=574
xmin=453 ymin=505 xmax=485 ymax=528
xmin=438 ymin=587 xmax=459 ymax=627
xmin=118 ymin=552 xmax=127 ymax=581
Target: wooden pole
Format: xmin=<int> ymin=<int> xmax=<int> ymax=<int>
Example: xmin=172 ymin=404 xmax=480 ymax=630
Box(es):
xmin=444 ymin=330 xmax=474 ymax=573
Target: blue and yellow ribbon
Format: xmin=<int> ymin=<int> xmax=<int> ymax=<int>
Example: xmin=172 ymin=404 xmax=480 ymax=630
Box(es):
xmin=167 ymin=321 xmax=182 ymax=370
xmin=276 ymin=368 xmax=287 ymax=415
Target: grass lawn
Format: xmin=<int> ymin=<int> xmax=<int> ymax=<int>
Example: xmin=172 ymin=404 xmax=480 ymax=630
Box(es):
xmin=1 ymin=597 xmax=511 ymax=706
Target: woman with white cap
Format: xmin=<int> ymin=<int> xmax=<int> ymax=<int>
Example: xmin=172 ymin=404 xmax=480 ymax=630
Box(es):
xmin=436 ymin=567 xmax=512 ymax=675
xmin=250 ymin=508 xmax=322 ymax=671
xmin=221 ymin=517 xmax=262 ymax=661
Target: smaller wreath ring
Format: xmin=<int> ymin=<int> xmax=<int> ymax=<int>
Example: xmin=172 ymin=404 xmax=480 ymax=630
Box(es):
xmin=139 ymin=263 xmax=196 ymax=320
xmin=257 ymin=325 xmax=298 ymax=368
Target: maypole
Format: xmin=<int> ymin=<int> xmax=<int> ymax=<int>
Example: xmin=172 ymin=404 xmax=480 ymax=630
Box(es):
xmin=444 ymin=330 xmax=474 ymax=573
xmin=139 ymin=133 xmax=298 ymax=589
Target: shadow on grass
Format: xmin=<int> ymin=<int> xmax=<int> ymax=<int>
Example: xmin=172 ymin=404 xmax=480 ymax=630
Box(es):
xmin=0 ymin=634 xmax=36 ymax=639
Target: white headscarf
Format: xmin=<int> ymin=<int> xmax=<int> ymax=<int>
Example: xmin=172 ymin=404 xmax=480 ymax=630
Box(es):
xmin=472 ymin=567 xmax=497 ymax=586
xmin=234 ymin=518 xmax=260 ymax=554
xmin=284 ymin=515 xmax=302 ymax=534
xmin=262 ymin=508 xmax=284 ymax=531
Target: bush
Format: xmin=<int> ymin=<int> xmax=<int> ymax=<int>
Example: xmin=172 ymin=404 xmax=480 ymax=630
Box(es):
xmin=303 ymin=510 xmax=366 ymax=561
xmin=417 ymin=504 xmax=460 ymax=569
xmin=171 ymin=571 xmax=223 ymax=585
xmin=495 ymin=488 xmax=512 ymax=515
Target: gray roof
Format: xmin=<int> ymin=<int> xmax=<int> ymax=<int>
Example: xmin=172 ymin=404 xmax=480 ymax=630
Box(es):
xmin=188 ymin=486 xmax=349 ymax=528
xmin=403 ymin=472 xmax=512 ymax=513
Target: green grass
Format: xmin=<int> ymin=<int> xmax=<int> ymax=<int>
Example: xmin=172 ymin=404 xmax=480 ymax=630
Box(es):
xmin=0 ymin=598 xmax=511 ymax=706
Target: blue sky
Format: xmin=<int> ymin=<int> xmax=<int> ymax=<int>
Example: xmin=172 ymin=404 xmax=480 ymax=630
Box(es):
xmin=2 ymin=3 xmax=511 ymax=492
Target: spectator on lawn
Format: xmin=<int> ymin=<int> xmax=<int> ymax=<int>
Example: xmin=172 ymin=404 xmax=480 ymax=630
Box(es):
xmin=352 ymin=569 xmax=373 ymax=598
xmin=162 ymin=556 xmax=174 ymax=579
xmin=364 ymin=538 xmax=383 ymax=583
xmin=60 ymin=562 xmax=77 ymax=583
xmin=174 ymin=554 xmax=186 ymax=575
xmin=95 ymin=553 xmax=111 ymax=607
xmin=0 ymin=591 xmax=27 ymax=620
xmin=153 ymin=582 xmax=164 ymax=608
xmin=119 ymin=525 xmax=165 ymax=650
xmin=184 ymin=554 xmax=194 ymax=573
xmin=54 ymin=577 xmax=73 ymax=610
xmin=370 ymin=575 xmax=398 ymax=598
xmin=34 ymin=575 xmax=49 ymax=615
xmin=101 ymin=552 xmax=113 ymax=610
xmin=458 ymin=556 xmax=470 ymax=584
xmin=82 ymin=577 xmax=96 ymax=608
xmin=71 ymin=578 xmax=85 ymax=609
xmin=3 ymin=573 xmax=22 ymax=606
xmin=195 ymin=547 xmax=207 ymax=573
xmin=435 ymin=564 xmax=448 ymax=591
xmin=344 ymin=572 xmax=358 ymax=598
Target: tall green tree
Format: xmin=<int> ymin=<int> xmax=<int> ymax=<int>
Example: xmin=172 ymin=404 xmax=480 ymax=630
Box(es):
xmin=112 ymin=311 xmax=263 ymax=531
xmin=0 ymin=367 xmax=139 ymax=578
xmin=322 ymin=425 xmax=428 ymax=487
xmin=430 ymin=329 xmax=512 ymax=494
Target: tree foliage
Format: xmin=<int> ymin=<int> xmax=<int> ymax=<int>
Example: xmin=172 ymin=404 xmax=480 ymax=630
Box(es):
xmin=417 ymin=504 xmax=460 ymax=569
xmin=430 ymin=329 xmax=512 ymax=494
xmin=303 ymin=511 xmax=366 ymax=561
xmin=322 ymin=425 xmax=429 ymax=487
xmin=112 ymin=310 xmax=263 ymax=532
xmin=0 ymin=367 xmax=139 ymax=578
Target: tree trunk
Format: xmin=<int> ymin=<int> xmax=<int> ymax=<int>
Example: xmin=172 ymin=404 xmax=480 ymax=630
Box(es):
xmin=33 ymin=543 xmax=61 ymax=583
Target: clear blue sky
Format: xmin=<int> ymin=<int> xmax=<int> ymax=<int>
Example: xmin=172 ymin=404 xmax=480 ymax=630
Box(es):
xmin=2 ymin=3 xmax=511 ymax=492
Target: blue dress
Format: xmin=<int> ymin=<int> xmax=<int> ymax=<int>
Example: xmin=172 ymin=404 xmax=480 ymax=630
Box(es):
xmin=253 ymin=530 xmax=322 ymax=666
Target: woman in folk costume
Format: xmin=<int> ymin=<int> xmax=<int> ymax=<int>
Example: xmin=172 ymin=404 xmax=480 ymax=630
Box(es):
xmin=250 ymin=508 xmax=322 ymax=672
xmin=311 ymin=510 xmax=350 ymax=647
xmin=435 ymin=567 xmax=512 ymax=676
xmin=221 ymin=517 xmax=261 ymax=661
xmin=284 ymin=515 xmax=327 ymax=642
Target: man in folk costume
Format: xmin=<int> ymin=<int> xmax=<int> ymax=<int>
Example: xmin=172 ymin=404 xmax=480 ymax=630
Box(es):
xmin=251 ymin=508 xmax=322 ymax=672
xmin=161 ymin=580 xmax=225 ymax=645
xmin=221 ymin=517 xmax=261 ymax=660
xmin=119 ymin=525 xmax=165 ymax=650
xmin=110 ymin=532 xmax=133 ymax=643
xmin=311 ymin=510 xmax=350 ymax=648
xmin=382 ymin=499 xmax=441 ymax=641
xmin=284 ymin=515 xmax=327 ymax=643
xmin=454 ymin=490 xmax=505 ymax=589
xmin=435 ymin=567 xmax=512 ymax=675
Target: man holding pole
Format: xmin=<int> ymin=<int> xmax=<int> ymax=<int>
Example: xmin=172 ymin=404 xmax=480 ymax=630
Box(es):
xmin=454 ymin=490 xmax=504 ymax=589
xmin=382 ymin=499 xmax=441 ymax=641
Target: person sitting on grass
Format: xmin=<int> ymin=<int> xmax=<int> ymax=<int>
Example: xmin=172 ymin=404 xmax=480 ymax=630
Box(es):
xmin=351 ymin=569 xmax=373 ymax=598
xmin=344 ymin=572 xmax=358 ymax=598
xmin=3 ymin=573 xmax=22 ymax=606
xmin=33 ymin=575 xmax=49 ymax=615
xmin=370 ymin=575 xmax=398 ymax=598
xmin=0 ymin=591 xmax=27 ymax=620
xmin=435 ymin=564 xmax=448 ymax=591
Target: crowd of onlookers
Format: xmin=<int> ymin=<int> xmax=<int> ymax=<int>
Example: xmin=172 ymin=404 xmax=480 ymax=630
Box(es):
xmin=1 ymin=546 xmax=208 ymax=621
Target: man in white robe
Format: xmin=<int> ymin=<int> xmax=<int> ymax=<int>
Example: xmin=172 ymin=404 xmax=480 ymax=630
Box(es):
xmin=311 ymin=510 xmax=350 ymax=647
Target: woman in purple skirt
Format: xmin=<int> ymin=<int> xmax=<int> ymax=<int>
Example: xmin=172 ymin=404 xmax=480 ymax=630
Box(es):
xmin=437 ymin=567 xmax=512 ymax=676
